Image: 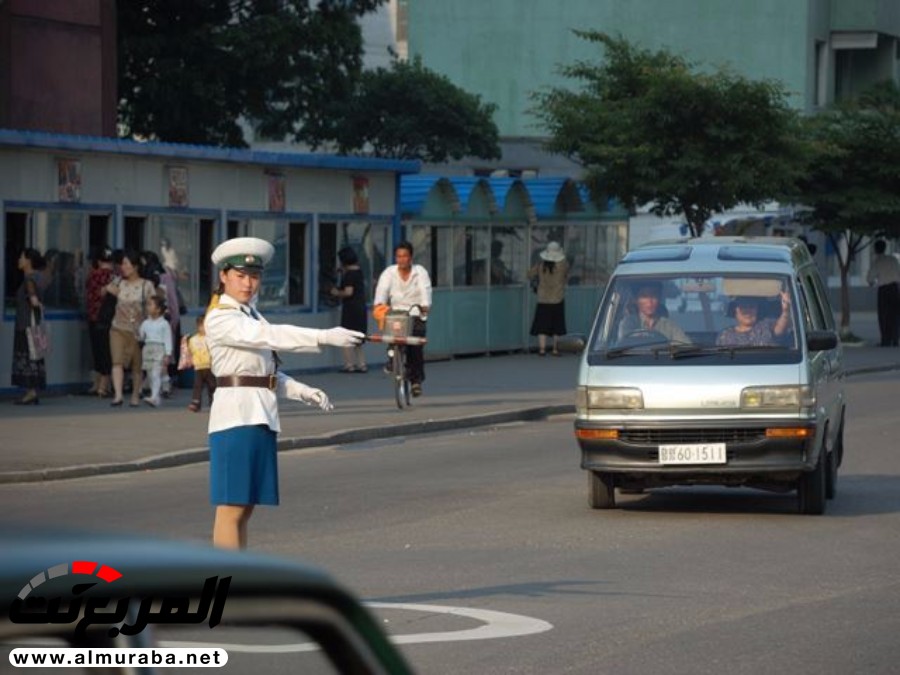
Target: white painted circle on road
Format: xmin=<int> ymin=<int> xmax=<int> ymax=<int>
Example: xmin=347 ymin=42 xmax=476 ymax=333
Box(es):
xmin=164 ymin=601 xmax=553 ymax=652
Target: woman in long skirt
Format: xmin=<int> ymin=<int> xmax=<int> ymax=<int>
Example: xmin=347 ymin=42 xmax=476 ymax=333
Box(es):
xmin=11 ymin=248 xmax=47 ymax=405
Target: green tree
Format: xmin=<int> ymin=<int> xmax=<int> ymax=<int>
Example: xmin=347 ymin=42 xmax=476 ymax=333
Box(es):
xmin=794 ymin=81 xmax=900 ymax=336
xmin=322 ymin=56 xmax=501 ymax=162
xmin=531 ymin=32 xmax=803 ymax=236
xmin=118 ymin=0 xmax=385 ymax=146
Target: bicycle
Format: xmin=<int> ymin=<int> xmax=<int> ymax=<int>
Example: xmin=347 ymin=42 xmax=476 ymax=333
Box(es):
xmin=368 ymin=305 xmax=427 ymax=409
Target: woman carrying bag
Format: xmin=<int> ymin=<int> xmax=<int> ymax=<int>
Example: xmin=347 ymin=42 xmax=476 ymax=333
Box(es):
xmin=11 ymin=248 xmax=47 ymax=405
xmin=105 ymin=249 xmax=157 ymax=407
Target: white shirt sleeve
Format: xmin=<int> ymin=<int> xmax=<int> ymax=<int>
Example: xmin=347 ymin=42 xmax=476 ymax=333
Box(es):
xmin=373 ymin=266 xmax=393 ymax=306
xmin=415 ymin=265 xmax=433 ymax=308
xmin=205 ymin=304 xmax=322 ymax=354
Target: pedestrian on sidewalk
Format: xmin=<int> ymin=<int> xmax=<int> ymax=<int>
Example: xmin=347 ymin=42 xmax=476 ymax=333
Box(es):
xmin=11 ymin=248 xmax=47 ymax=405
xmin=528 ymin=241 xmax=570 ymax=356
xmin=138 ymin=295 xmax=172 ymax=407
xmin=205 ymin=237 xmax=364 ymax=550
xmin=866 ymin=240 xmax=900 ymax=347
xmin=84 ymin=245 xmax=115 ymax=397
xmin=106 ymin=250 xmax=157 ymax=407
xmin=183 ymin=313 xmax=216 ymax=412
xmin=330 ymin=246 xmax=368 ymax=373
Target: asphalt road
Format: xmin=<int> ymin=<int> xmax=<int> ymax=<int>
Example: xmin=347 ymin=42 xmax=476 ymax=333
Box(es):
xmin=2 ymin=372 xmax=899 ymax=674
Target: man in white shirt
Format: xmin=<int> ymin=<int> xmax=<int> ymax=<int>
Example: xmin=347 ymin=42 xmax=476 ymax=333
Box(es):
xmin=867 ymin=239 xmax=900 ymax=346
xmin=373 ymin=241 xmax=433 ymax=396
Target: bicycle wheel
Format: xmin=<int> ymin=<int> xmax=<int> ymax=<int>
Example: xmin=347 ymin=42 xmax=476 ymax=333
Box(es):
xmin=392 ymin=347 xmax=409 ymax=409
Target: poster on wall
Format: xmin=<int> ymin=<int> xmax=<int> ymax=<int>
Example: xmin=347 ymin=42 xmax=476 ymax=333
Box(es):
xmin=168 ymin=166 xmax=189 ymax=207
xmin=352 ymin=175 xmax=369 ymax=214
xmin=267 ymin=171 xmax=285 ymax=212
xmin=56 ymin=158 xmax=82 ymax=202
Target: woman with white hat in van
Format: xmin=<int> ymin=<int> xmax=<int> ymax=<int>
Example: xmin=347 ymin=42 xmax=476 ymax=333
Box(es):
xmin=205 ymin=236 xmax=364 ymax=549
xmin=528 ymin=241 xmax=570 ymax=356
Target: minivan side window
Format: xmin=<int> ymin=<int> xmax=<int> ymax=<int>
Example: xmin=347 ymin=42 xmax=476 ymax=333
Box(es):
xmin=807 ymin=270 xmax=836 ymax=331
xmin=797 ymin=273 xmax=827 ymax=331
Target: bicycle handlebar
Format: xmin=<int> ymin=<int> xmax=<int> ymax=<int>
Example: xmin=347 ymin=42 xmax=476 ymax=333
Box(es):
xmin=367 ymin=334 xmax=427 ymax=346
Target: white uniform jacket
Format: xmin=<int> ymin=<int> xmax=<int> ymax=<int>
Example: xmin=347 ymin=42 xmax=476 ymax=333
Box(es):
xmin=205 ymin=293 xmax=322 ymax=434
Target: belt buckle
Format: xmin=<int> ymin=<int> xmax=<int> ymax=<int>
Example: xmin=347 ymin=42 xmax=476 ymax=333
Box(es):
xmin=268 ymin=374 xmax=277 ymax=391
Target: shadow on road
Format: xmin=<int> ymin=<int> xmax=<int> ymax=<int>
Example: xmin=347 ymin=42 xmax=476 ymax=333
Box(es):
xmin=610 ymin=473 xmax=900 ymax=516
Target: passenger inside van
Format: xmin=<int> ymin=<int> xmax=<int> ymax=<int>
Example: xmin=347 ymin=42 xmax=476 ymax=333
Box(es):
xmin=617 ymin=281 xmax=691 ymax=344
xmin=716 ymin=292 xmax=792 ymax=347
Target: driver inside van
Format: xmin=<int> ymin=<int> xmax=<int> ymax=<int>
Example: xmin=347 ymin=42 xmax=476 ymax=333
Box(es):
xmin=617 ymin=281 xmax=690 ymax=344
xmin=716 ymin=292 xmax=792 ymax=347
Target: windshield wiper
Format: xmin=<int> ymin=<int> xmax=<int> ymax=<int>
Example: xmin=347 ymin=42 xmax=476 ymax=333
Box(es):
xmin=604 ymin=340 xmax=686 ymax=360
xmin=669 ymin=344 xmax=785 ymax=359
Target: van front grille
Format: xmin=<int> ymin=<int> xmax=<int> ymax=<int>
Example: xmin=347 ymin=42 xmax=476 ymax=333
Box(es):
xmin=619 ymin=428 xmax=766 ymax=444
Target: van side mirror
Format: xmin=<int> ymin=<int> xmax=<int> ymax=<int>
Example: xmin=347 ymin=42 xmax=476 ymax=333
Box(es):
xmin=806 ymin=330 xmax=838 ymax=352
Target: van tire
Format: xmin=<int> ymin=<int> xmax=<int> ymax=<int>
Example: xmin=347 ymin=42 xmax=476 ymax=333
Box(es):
xmin=798 ymin=449 xmax=827 ymax=515
xmin=588 ymin=472 xmax=616 ymax=509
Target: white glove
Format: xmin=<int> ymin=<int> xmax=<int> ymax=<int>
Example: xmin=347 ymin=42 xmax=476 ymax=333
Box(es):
xmin=317 ymin=326 xmax=365 ymax=348
xmin=297 ymin=384 xmax=333 ymax=412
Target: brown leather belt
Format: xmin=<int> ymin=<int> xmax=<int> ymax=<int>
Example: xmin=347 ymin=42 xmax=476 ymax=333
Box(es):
xmin=216 ymin=375 xmax=277 ymax=390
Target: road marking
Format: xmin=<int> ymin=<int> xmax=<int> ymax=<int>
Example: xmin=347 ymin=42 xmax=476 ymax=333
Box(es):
xmin=164 ymin=601 xmax=553 ymax=653
xmin=368 ymin=602 xmax=553 ymax=644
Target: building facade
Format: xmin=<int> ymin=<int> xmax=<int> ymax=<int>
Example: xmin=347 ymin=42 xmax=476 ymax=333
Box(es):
xmin=0 ymin=130 xmax=418 ymax=393
xmin=406 ymin=0 xmax=900 ymax=301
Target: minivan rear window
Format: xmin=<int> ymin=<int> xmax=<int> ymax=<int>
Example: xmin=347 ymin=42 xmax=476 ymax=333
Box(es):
xmin=587 ymin=273 xmax=801 ymax=365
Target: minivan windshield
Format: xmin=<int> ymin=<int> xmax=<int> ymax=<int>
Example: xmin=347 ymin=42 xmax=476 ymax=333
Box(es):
xmin=589 ymin=273 xmax=801 ymax=364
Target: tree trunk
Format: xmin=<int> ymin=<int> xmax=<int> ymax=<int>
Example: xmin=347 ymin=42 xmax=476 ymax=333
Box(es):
xmin=839 ymin=261 xmax=852 ymax=337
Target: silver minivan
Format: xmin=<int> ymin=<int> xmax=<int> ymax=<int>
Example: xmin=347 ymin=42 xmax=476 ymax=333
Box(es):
xmin=574 ymin=237 xmax=845 ymax=514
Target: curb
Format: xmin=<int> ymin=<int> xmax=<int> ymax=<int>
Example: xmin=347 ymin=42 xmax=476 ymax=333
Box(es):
xmin=2 ymin=362 xmax=897 ymax=486
xmin=0 ymin=404 xmax=573 ymax=485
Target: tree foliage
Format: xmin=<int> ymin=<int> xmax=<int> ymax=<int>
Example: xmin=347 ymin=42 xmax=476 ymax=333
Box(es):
xmin=531 ymin=32 xmax=804 ymax=236
xmin=118 ymin=0 xmax=385 ymax=146
xmin=793 ymin=81 xmax=900 ymax=334
xmin=322 ymin=56 xmax=501 ymax=162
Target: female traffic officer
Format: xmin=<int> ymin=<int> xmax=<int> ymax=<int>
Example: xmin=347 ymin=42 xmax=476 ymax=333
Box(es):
xmin=205 ymin=237 xmax=364 ymax=549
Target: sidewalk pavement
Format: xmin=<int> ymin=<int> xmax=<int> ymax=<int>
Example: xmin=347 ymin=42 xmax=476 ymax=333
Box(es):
xmin=2 ymin=312 xmax=898 ymax=484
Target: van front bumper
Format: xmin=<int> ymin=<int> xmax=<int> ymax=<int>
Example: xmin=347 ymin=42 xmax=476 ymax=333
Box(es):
xmin=575 ymin=420 xmax=818 ymax=482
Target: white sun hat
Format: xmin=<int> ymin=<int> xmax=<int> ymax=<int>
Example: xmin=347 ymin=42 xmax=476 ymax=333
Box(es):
xmin=539 ymin=241 xmax=566 ymax=262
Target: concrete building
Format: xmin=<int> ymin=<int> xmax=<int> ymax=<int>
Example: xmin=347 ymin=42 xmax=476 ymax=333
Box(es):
xmin=408 ymin=0 xmax=900 ymax=149
xmin=0 ymin=129 xmax=418 ymax=394
xmin=0 ymin=0 xmax=117 ymax=137
xmin=405 ymin=0 xmax=900 ymax=302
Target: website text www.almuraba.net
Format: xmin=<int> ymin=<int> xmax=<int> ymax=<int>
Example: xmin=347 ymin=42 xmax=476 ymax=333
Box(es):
xmin=8 ymin=647 xmax=227 ymax=668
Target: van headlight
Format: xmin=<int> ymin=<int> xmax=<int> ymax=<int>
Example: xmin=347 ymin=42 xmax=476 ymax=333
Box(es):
xmin=577 ymin=386 xmax=644 ymax=412
xmin=741 ymin=386 xmax=814 ymax=409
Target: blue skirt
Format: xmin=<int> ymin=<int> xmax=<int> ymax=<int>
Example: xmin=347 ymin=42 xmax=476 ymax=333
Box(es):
xmin=209 ymin=425 xmax=279 ymax=506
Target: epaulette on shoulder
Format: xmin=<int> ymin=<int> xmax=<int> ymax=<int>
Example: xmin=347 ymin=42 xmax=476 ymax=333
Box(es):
xmin=208 ymin=302 xmax=239 ymax=312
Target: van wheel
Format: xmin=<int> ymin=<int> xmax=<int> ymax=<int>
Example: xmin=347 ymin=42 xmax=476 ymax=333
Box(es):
xmin=588 ymin=472 xmax=616 ymax=509
xmin=797 ymin=449 xmax=827 ymax=515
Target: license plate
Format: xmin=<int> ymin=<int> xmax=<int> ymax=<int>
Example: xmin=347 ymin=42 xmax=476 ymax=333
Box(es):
xmin=658 ymin=443 xmax=726 ymax=465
